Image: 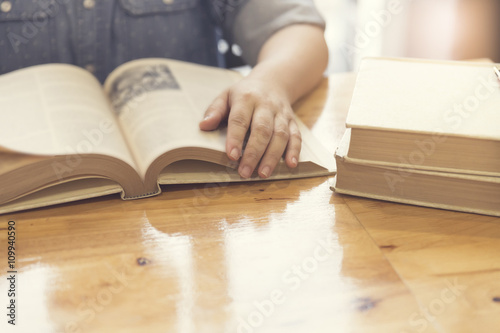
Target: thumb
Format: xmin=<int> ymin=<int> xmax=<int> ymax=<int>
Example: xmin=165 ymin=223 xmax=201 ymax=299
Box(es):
xmin=199 ymin=89 xmax=230 ymax=131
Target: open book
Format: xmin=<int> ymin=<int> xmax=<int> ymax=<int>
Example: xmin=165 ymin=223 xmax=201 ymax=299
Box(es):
xmin=0 ymin=59 xmax=335 ymax=214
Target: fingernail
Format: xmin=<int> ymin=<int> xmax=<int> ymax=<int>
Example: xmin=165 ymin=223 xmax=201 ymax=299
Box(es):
xmin=260 ymin=166 xmax=271 ymax=178
xmin=203 ymin=114 xmax=212 ymax=121
xmin=240 ymin=165 xmax=252 ymax=178
xmin=292 ymin=157 xmax=298 ymax=167
xmin=230 ymin=148 xmax=240 ymax=160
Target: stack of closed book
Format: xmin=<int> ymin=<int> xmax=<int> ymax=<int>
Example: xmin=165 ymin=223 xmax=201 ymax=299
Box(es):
xmin=332 ymin=57 xmax=500 ymax=217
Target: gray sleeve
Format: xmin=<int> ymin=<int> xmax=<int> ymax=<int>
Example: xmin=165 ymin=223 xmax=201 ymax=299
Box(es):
xmin=232 ymin=0 xmax=326 ymax=66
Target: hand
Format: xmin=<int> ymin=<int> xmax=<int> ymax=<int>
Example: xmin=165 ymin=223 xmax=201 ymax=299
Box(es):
xmin=199 ymin=76 xmax=301 ymax=179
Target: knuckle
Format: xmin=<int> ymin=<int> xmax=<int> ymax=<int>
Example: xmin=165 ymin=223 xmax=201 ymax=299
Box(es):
xmin=240 ymin=90 xmax=258 ymax=103
xmin=263 ymin=100 xmax=283 ymax=113
xmin=215 ymin=95 xmax=227 ymax=106
xmin=275 ymin=100 xmax=286 ymax=111
xmin=273 ymin=125 xmax=289 ymax=141
xmin=243 ymin=148 xmax=261 ymax=163
xmin=253 ymin=122 xmax=273 ymax=138
xmin=290 ymin=130 xmax=302 ymax=142
xmin=265 ymin=150 xmax=283 ymax=163
xmin=229 ymin=114 xmax=249 ymax=129
xmin=206 ymin=103 xmax=220 ymax=114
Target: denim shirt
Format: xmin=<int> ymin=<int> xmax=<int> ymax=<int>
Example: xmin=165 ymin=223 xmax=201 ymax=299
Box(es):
xmin=0 ymin=0 xmax=325 ymax=82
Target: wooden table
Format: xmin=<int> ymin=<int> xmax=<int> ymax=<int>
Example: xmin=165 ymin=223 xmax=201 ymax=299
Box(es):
xmin=1 ymin=73 xmax=499 ymax=333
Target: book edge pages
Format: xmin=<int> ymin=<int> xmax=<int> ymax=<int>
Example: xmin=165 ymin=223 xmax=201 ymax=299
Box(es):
xmin=332 ymin=130 xmax=500 ymax=217
xmin=332 ymin=182 xmax=500 ymax=217
xmin=338 ymin=130 xmax=500 ymax=183
xmin=0 ymin=178 xmax=124 ymax=215
xmin=345 ymin=154 xmax=500 ymax=178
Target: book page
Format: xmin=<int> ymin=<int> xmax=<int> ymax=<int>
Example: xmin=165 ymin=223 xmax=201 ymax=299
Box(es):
xmin=0 ymin=64 xmax=136 ymax=169
xmin=103 ymin=59 xmax=242 ymax=178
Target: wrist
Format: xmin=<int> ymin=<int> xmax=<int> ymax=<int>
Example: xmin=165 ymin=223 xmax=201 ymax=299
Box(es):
xmin=248 ymin=61 xmax=296 ymax=103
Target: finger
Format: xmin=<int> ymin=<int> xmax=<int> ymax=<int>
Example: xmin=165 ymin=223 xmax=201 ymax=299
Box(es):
xmin=238 ymin=108 xmax=274 ymax=178
xmin=258 ymin=115 xmax=290 ymax=178
xmin=284 ymin=119 xmax=301 ymax=168
xmin=199 ymin=90 xmax=229 ymax=131
xmin=226 ymin=98 xmax=254 ymax=162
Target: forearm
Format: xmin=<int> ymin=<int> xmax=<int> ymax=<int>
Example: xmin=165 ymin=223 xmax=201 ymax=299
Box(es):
xmin=249 ymin=24 xmax=329 ymax=104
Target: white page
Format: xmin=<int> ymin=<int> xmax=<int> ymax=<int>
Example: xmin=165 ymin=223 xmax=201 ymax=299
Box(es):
xmin=104 ymin=59 xmax=242 ymax=178
xmin=0 ymin=64 xmax=136 ymax=169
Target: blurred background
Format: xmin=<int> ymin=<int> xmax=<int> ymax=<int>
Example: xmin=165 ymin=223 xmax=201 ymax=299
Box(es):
xmin=315 ymin=0 xmax=500 ymax=73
